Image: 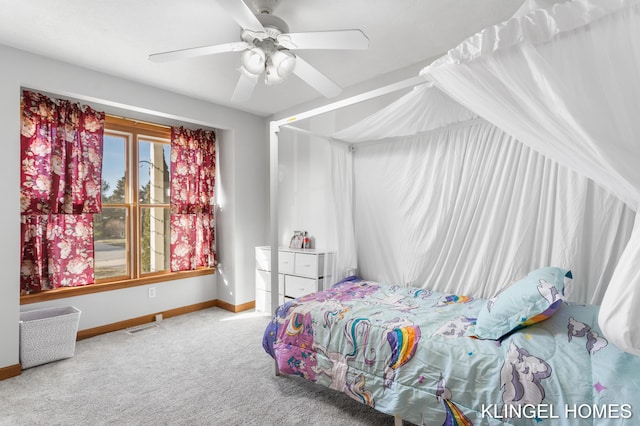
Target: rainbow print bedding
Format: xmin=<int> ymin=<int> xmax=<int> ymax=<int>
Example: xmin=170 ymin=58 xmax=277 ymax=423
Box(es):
xmin=262 ymin=276 xmax=640 ymax=425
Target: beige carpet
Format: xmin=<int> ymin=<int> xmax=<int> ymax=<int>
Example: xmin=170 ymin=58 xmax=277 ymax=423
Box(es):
xmin=0 ymin=308 xmax=395 ymax=425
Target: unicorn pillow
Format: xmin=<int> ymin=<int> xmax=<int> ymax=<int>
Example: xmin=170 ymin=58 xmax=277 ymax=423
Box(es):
xmin=469 ymin=266 xmax=572 ymax=340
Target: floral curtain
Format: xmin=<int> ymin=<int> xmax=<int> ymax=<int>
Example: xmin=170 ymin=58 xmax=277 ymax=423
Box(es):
xmin=170 ymin=127 xmax=216 ymax=271
xmin=20 ymin=90 xmax=104 ymax=293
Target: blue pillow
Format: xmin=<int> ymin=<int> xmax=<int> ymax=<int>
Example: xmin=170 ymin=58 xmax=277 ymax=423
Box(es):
xmin=469 ymin=267 xmax=572 ymax=340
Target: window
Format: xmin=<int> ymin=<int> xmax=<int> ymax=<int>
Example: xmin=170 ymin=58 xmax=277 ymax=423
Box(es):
xmin=95 ymin=116 xmax=174 ymax=282
xmin=20 ymin=99 xmax=215 ymax=303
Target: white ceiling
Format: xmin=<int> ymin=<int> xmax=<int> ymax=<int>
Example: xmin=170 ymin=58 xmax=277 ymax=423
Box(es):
xmin=0 ymin=0 xmax=523 ymax=117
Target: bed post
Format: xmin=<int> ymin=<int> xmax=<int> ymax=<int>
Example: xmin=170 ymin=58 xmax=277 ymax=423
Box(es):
xmin=270 ymin=121 xmax=280 ymax=377
xmin=394 ymin=413 xmax=403 ymax=425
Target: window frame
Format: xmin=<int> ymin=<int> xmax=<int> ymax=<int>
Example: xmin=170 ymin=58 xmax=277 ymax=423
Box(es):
xmin=20 ymin=115 xmax=215 ymax=305
xmin=135 ymin=134 xmax=172 ymax=278
xmin=96 ymin=130 xmax=131 ymax=282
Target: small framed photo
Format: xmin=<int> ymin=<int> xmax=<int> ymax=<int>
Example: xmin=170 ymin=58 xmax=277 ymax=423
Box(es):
xmin=289 ymin=231 xmax=304 ymax=249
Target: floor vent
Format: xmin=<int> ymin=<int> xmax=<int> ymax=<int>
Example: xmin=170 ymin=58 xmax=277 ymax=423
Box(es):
xmin=125 ymin=323 xmax=159 ymax=335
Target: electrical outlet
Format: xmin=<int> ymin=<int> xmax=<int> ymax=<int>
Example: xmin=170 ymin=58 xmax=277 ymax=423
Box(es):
xmin=148 ymin=287 xmax=156 ymax=298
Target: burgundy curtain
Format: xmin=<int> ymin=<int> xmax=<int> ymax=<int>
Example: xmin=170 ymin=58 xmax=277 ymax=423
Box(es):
xmin=170 ymin=127 xmax=216 ymax=271
xmin=20 ymin=90 xmax=104 ymax=293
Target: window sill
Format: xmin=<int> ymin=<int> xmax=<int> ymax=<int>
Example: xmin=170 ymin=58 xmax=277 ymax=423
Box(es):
xmin=20 ymin=268 xmax=215 ymax=305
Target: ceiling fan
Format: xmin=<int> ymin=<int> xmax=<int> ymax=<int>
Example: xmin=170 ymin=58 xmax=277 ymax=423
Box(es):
xmin=149 ymin=0 xmax=369 ymax=102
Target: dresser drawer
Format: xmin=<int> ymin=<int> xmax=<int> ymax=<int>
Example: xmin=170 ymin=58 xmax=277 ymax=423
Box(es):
xmin=285 ymin=275 xmax=317 ymax=299
xmin=255 ymin=246 xmax=332 ymax=313
xmin=279 ymin=251 xmax=295 ymax=274
xmin=255 ymin=269 xmax=284 ymax=292
xmin=294 ymin=253 xmax=320 ymax=278
xmin=256 ymin=289 xmax=285 ymax=313
xmin=255 ymin=247 xmax=271 ymax=271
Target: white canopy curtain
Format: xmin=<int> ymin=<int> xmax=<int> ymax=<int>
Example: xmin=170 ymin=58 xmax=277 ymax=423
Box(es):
xmin=332 ymin=82 xmax=479 ymax=143
xmin=327 ymin=140 xmax=357 ymax=281
xmin=418 ymin=0 xmax=640 ymax=354
xmin=333 ymin=115 xmax=633 ymax=305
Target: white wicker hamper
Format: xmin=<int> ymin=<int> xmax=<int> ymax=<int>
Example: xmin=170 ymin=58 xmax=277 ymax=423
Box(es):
xmin=19 ymin=306 xmax=81 ymax=369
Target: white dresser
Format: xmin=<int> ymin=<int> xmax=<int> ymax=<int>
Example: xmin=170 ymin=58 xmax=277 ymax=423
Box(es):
xmin=255 ymin=246 xmax=333 ymax=313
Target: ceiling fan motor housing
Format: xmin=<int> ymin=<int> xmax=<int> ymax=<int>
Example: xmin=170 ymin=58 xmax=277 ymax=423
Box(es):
xmin=250 ymin=0 xmax=280 ymax=15
xmin=240 ymin=14 xmax=289 ymax=43
xmin=256 ymin=14 xmax=289 ymax=36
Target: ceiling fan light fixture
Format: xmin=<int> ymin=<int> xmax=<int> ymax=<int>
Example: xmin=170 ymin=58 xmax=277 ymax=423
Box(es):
xmin=240 ymin=47 xmax=266 ymax=75
xmin=265 ymin=50 xmax=296 ymax=85
xmin=238 ymin=65 xmax=260 ymax=82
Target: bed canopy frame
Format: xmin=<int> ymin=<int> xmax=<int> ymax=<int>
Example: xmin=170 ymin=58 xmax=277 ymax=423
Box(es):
xmin=267 ymin=0 xmax=640 ymax=357
xmin=267 ymin=74 xmax=426 ymax=331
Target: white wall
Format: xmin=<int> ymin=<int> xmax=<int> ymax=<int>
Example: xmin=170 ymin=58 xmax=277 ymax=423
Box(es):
xmin=0 ymin=44 xmax=269 ymax=370
xmin=21 ymin=277 xmax=217 ymax=331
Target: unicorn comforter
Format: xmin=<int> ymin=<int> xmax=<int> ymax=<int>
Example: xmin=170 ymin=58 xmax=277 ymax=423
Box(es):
xmin=262 ymin=276 xmax=640 ymax=425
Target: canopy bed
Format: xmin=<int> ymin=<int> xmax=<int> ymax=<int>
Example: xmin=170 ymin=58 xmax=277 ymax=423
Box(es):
xmin=263 ymin=0 xmax=640 ymax=423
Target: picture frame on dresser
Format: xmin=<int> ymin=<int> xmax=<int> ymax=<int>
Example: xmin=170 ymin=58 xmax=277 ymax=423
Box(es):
xmin=289 ymin=231 xmax=304 ymax=249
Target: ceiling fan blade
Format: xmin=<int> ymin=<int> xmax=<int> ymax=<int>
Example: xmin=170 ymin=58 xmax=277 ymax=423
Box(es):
xmin=149 ymin=41 xmax=251 ymax=62
xmin=292 ymin=56 xmax=342 ymax=98
xmin=217 ymin=0 xmax=266 ymax=33
xmin=231 ymin=70 xmax=259 ymax=102
xmin=277 ymin=29 xmax=369 ymax=50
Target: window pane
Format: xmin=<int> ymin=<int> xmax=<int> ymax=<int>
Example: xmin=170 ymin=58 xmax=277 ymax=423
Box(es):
xmin=102 ymin=135 xmax=127 ymax=204
xmin=94 ymin=207 xmax=128 ymax=279
xmin=140 ymin=207 xmax=170 ymax=274
xmin=139 ymin=140 xmax=171 ymax=204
